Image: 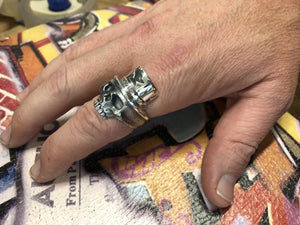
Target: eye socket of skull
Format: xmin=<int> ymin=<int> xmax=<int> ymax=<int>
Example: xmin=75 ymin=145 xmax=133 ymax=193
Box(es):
xmin=104 ymin=83 xmax=113 ymax=92
xmin=112 ymin=94 xmax=124 ymax=110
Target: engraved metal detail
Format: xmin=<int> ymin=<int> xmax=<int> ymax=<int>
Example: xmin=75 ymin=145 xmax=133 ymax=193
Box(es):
xmin=94 ymin=66 xmax=157 ymax=128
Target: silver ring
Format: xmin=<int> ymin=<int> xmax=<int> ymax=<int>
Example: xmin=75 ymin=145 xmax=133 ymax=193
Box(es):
xmin=94 ymin=66 xmax=157 ymax=128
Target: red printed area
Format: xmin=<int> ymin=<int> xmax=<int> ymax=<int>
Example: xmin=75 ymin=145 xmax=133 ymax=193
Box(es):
xmin=0 ymin=77 xmax=18 ymax=95
xmin=220 ymin=179 xmax=288 ymax=225
xmin=1 ymin=96 xmax=18 ymax=111
xmin=0 ymin=51 xmax=20 ymax=131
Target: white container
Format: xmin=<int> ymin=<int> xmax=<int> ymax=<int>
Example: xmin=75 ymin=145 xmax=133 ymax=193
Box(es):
xmin=19 ymin=0 xmax=97 ymax=27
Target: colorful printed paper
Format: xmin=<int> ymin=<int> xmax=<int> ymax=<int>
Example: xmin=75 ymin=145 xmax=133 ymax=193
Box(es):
xmin=0 ymin=1 xmax=299 ymax=224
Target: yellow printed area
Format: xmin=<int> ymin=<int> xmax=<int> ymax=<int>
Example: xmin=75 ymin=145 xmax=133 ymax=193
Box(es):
xmin=39 ymin=44 xmax=60 ymax=64
xmin=97 ymin=9 xmax=121 ymax=28
xmin=277 ymin=112 xmax=300 ymax=143
xmin=21 ymin=25 xmax=49 ymax=43
xmin=267 ymin=203 xmax=274 ymax=225
xmin=127 ymin=1 xmax=152 ymax=9
xmin=118 ymin=14 xmax=130 ymax=22
xmin=100 ymin=131 xmax=209 ymax=224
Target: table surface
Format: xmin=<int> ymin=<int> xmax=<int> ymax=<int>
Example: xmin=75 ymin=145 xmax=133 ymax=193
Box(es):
xmin=0 ymin=0 xmax=299 ymax=119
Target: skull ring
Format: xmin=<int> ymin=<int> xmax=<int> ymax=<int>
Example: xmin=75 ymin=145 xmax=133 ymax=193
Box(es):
xmin=94 ymin=66 xmax=157 ymax=128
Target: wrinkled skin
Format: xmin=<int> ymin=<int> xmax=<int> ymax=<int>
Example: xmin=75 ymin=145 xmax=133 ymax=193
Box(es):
xmin=1 ymin=0 xmax=299 ymax=208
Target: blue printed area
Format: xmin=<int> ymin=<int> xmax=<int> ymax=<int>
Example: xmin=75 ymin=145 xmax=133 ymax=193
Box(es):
xmin=125 ymin=183 xmax=159 ymax=218
xmin=0 ymin=165 xmax=16 ymax=193
xmin=127 ymin=184 xmax=151 ymax=203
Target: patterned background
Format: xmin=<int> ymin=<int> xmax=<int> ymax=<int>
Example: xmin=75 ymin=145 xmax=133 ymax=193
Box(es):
xmin=0 ymin=1 xmax=299 ymax=224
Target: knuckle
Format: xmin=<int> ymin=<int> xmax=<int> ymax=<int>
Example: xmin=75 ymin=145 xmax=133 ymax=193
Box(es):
xmin=12 ymin=107 xmax=41 ymax=133
xmin=62 ymin=44 xmax=78 ymax=63
xmin=226 ymin=140 xmax=257 ymax=174
xmin=72 ymin=103 xmax=113 ymax=142
xmin=262 ymin=72 xmax=297 ymax=115
xmin=159 ymin=43 xmax=191 ymax=71
xmin=44 ymin=138 xmax=63 ymax=165
xmin=127 ymin=17 xmax=158 ymax=45
xmin=138 ymin=18 xmax=157 ymax=35
xmin=45 ymin=66 xmax=71 ymax=100
xmin=42 ymin=135 xmax=72 ymax=170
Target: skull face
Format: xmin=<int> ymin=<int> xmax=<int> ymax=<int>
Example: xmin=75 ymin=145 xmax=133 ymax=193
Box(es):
xmin=98 ymin=79 xmax=125 ymax=119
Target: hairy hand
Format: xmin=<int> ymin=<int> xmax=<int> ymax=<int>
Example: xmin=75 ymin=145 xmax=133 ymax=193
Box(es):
xmin=1 ymin=0 xmax=299 ymax=208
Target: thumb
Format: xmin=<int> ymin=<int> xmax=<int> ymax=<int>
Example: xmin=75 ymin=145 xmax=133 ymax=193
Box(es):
xmin=201 ymin=82 xmax=292 ymax=208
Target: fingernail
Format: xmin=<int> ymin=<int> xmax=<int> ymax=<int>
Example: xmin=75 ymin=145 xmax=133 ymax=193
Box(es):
xmin=216 ymin=174 xmax=236 ymax=204
xmin=30 ymin=158 xmax=41 ymax=180
xmin=16 ymin=88 xmax=29 ymax=103
xmin=1 ymin=124 xmax=12 ymax=146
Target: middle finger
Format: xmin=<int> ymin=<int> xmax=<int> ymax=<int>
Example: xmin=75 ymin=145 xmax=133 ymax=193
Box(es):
xmin=9 ymin=36 xmax=134 ymax=147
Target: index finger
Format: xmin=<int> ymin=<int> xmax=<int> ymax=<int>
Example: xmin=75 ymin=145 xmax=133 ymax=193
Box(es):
xmin=30 ymin=100 xmax=132 ymax=182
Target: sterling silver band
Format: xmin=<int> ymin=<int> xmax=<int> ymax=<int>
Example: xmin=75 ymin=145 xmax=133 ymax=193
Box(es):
xmin=94 ymin=66 xmax=157 ymax=128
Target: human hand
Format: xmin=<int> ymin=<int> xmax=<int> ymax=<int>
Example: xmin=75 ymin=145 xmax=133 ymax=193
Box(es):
xmin=1 ymin=0 xmax=299 ymax=208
